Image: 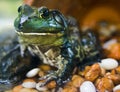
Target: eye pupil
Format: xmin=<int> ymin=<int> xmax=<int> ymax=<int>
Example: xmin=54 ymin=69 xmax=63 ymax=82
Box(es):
xmin=38 ymin=7 xmax=49 ymax=18
xmin=42 ymin=9 xmax=49 ymax=17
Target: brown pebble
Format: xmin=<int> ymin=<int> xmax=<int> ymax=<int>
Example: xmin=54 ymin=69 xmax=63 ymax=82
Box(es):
xmin=38 ymin=70 xmax=45 ymax=77
xmin=20 ymin=88 xmax=38 ymax=92
xmin=105 ymin=73 xmax=120 ymax=85
xmin=96 ymin=77 xmax=114 ymax=92
xmin=116 ymin=66 xmax=120 ymax=74
xmin=47 ymin=81 xmax=56 ymax=89
xmin=13 ymin=85 xmax=23 ymax=92
xmin=71 ymin=75 xmax=85 ymax=87
xmin=62 ymin=86 xmax=77 ymax=92
xmin=85 ymin=63 xmax=101 ymax=82
xmin=78 ymin=66 xmax=91 ymax=76
xmin=100 ymin=67 xmax=106 ymax=76
xmin=39 ymin=64 xmax=51 ymax=71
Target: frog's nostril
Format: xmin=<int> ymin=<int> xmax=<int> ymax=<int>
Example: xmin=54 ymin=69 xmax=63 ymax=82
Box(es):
xmin=18 ymin=23 xmax=23 ymax=30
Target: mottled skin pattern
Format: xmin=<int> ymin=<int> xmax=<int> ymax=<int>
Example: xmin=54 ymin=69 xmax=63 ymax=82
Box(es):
xmin=14 ymin=4 xmax=99 ymax=88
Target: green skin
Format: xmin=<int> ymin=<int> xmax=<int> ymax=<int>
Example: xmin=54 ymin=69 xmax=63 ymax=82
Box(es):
xmin=14 ymin=4 xmax=99 ymax=88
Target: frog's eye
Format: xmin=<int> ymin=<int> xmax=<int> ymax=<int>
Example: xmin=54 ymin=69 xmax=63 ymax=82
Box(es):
xmin=18 ymin=4 xmax=34 ymax=16
xmin=53 ymin=11 xmax=67 ymax=28
xmin=38 ymin=7 xmax=49 ymax=18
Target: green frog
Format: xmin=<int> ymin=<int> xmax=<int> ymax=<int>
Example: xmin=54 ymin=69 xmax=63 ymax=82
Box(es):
xmin=14 ymin=4 xmax=100 ymax=87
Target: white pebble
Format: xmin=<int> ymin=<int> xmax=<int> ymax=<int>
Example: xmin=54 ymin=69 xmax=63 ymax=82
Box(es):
xmin=99 ymin=58 xmax=118 ymax=70
xmin=113 ymin=84 xmax=120 ymax=92
xmin=36 ymin=82 xmax=48 ymax=91
xmin=103 ymin=39 xmax=117 ymax=49
xmin=22 ymin=81 xmax=36 ymax=88
xmin=26 ymin=68 xmax=40 ymax=78
xmin=80 ymin=81 xmax=96 ymax=92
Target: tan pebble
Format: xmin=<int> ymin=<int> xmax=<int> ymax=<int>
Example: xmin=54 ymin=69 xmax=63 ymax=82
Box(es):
xmin=64 ymin=81 xmax=73 ymax=88
xmin=85 ymin=63 xmax=101 ymax=82
xmin=96 ymin=77 xmax=114 ymax=92
xmin=26 ymin=68 xmax=40 ymax=78
xmin=111 ymin=69 xmax=116 ymax=74
xmin=78 ymin=66 xmax=91 ymax=76
xmin=72 ymin=75 xmax=80 ymax=80
xmin=13 ymin=85 xmax=23 ymax=92
xmin=47 ymin=81 xmax=56 ymax=89
xmin=107 ymin=43 xmax=120 ymax=60
xmin=20 ymin=88 xmax=38 ymax=92
xmin=115 ymin=90 xmax=120 ymax=92
xmin=62 ymin=86 xmax=77 ymax=92
xmin=95 ymin=78 xmax=101 ymax=86
xmin=72 ymin=75 xmax=84 ymax=87
xmin=116 ymin=66 xmax=120 ymax=74
xmin=100 ymin=67 xmax=106 ymax=76
xmin=102 ymin=39 xmax=117 ymax=49
xmin=99 ymin=58 xmax=118 ymax=70
xmin=23 ymin=79 xmax=35 ymax=82
xmin=106 ymin=74 xmax=120 ymax=85
xmin=22 ymin=79 xmax=36 ymax=88
xmin=39 ymin=64 xmax=51 ymax=71
xmin=113 ymin=84 xmax=120 ymax=92
xmin=38 ymin=70 xmax=45 ymax=77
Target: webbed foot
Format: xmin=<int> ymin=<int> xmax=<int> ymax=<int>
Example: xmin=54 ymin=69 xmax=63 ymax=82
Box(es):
xmin=39 ymin=71 xmax=58 ymax=86
xmin=38 ymin=71 xmax=69 ymax=92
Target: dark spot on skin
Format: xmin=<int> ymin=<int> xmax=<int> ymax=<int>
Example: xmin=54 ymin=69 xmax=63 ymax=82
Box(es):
xmin=18 ymin=6 xmax=22 ymax=13
xmin=28 ymin=17 xmax=31 ymax=19
xmin=18 ymin=23 xmax=23 ymax=30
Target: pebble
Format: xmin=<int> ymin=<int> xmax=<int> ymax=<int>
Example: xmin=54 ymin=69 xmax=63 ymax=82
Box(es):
xmin=113 ymin=84 xmax=120 ymax=92
xmin=13 ymin=85 xmax=23 ymax=92
xmin=19 ymin=88 xmax=38 ymax=92
xmin=22 ymin=79 xmax=36 ymax=88
xmin=103 ymin=39 xmax=117 ymax=49
xmin=80 ymin=81 xmax=96 ymax=92
xmin=26 ymin=68 xmax=40 ymax=78
xmin=99 ymin=58 xmax=118 ymax=70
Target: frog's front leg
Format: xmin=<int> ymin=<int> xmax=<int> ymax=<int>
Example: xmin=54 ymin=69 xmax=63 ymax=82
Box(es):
xmin=38 ymin=44 xmax=76 ymax=88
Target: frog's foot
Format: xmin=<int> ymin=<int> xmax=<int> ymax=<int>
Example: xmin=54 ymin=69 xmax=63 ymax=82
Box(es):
xmin=39 ymin=72 xmax=57 ymax=86
xmin=39 ymin=70 xmax=67 ymax=88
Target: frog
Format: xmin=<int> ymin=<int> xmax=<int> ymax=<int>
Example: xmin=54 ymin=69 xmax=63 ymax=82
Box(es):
xmin=14 ymin=4 xmax=100 ymax=88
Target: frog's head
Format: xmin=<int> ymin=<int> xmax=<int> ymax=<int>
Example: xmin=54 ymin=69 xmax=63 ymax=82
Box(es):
xmin=14 ymin=4 xmax=68 ymax=46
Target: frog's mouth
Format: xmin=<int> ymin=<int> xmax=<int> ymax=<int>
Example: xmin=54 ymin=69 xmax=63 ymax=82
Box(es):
xmin=15 ymin=31 xmax=62 ymax=36
xmin=15 ymin=31 xmax=64 ymax=46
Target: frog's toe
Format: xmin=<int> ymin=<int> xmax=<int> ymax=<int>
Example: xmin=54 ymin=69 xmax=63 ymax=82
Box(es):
xmin=39 ymin=72 xmax=57 ymax=80
xmin=39 ymin=73 xmax=57 ymax=86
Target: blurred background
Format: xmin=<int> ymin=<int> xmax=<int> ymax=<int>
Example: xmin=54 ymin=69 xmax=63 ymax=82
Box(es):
xmin=1 ymin=0 xmax=120 ymax=31
xmin=0 ymin=0 xmax=22 ymax=32
xmin=24 ymin=0 xmax=120 ymax=28
xmin=0 ymin=0 xmax=120 ymax=40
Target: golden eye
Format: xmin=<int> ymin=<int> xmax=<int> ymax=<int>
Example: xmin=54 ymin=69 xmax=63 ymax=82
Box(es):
xmin=38 ymin=7 xmax=49 ymax=18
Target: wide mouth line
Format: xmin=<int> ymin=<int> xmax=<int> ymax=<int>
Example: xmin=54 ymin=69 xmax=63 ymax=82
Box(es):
xmin=15 ymin=31 xmax=63 ymax=36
